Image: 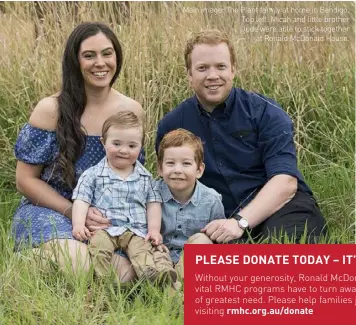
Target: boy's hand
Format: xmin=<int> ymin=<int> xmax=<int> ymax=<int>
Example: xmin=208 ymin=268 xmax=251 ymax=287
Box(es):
xmin=155 ymin=244 xmax=169 ymax=253
xmin=72 ymin=225 xmax=93 ymax=241
xmin=145 ymin=231 xmax=163 ymax=246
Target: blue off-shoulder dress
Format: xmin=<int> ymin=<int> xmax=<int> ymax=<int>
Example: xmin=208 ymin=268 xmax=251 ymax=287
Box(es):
xmin=12 ymin=123 xmax=145 ymax=250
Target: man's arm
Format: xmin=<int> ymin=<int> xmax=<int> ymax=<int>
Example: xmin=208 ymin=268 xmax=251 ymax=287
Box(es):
xmin=204 ymin=98 xmax=299 ymax=242
xmin=155 ymin=108 xmax=182 ymax=154
xmin=203 ymin=175 xmax=297 ymax=242
xmin=238 ymin=174 xmax=297 ymax=227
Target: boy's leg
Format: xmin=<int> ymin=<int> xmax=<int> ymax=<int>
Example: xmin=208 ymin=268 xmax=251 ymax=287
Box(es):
xmin=153 ymin=248 xmax=177 ymax=284
xmin=175 ymin=233 xmax=213 ymax=281
xmin=88 ymin=230 xmax=117 ymax=277
xmin=118 ymin=231 xmax=158 ymax=282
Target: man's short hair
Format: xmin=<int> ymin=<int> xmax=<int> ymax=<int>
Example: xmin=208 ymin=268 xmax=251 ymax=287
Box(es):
xmin=157 ymin=128 xmax=204 ymax=167
xmin=184 ymin=29 xmax=236 ymax=71
xmin=102 ymin=110 xmax=144 ymax=144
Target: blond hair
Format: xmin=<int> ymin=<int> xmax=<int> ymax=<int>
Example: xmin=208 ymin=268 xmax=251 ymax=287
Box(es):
xmin=184 ymin=29 xmax=236 ymax=71
xmin=102 ymin=110 xmax=144 ymax=144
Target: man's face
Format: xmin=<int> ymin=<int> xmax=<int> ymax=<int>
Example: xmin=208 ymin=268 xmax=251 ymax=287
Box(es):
xmin=188 ymin=42 xmax=235 ymax=112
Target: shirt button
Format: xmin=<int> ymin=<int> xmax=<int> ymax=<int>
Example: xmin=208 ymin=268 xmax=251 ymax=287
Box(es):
xmin=179 ymin=207 xmax=183 ymax=211
xmin=177 ymin=225 xmax=182 ymax=229
xmin=214 ymin=139 xmax=218 ymax=144
xmin=219 ymin=161 xmax=223 ymax=166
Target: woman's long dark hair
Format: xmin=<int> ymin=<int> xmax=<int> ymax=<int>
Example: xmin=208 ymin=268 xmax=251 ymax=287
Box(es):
xmin=56 ymin=22 xmax=123 ymax=189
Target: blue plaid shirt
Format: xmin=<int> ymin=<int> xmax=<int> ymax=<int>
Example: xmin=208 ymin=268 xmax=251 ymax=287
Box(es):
xmin=72 ymin=157 xmax=162 ymax=237
xmin=157 ymin=179 xmax=225 ymax=263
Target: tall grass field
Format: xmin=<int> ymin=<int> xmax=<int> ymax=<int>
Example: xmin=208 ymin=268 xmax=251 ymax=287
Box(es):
xmin=0 ymin=2 xmax=354 ymax=324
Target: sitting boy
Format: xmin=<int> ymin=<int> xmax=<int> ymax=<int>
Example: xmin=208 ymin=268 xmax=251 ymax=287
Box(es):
xmin=155 ymin=129 xmax=225 ymax=282
xmin=72 ymin=111 xmax=176 ymax=283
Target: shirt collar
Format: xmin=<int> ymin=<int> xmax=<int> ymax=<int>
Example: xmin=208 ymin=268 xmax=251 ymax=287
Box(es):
xmin=160 ymin=180 xmax=200 ymax=206
xmin=98 ymin=157 xmax=150 ymax=180
xmin=194 ymin=88 xmax=235 ymax=118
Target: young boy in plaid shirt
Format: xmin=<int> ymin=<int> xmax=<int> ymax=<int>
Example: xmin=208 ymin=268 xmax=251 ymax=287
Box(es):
xmin=72 ymin=111 xmax=176 ymax=284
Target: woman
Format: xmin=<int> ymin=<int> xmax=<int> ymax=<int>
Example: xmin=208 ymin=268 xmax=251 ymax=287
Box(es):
xmin=13 ymin=22 xmax=143 ymax=281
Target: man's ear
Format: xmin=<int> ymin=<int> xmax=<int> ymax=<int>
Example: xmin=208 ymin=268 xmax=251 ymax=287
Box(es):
xmin=196 ymin=162 xmax=205 ymax=179
xmin=231 ymin=64 xmax=236 ymax=77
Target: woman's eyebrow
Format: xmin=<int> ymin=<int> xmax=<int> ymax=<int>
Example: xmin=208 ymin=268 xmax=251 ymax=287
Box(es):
xmin=81 ymin=47 xmax=114 ymax=54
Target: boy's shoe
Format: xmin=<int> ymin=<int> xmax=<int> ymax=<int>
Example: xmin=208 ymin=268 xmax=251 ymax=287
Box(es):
xmin=168 ymin=280 xmax=183 ymax=297
xmin=159 ymin=268 xmax=178 ymax=285
xmin=141 ymin=266 xmax=160 ymax=282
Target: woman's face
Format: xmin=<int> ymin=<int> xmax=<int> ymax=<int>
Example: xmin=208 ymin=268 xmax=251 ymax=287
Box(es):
xmin=78 ymin=32 xmax=117 ymax=90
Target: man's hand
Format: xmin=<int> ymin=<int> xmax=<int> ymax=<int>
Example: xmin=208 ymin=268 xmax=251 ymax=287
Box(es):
xmin=145 ymin=231 xmax=163 ymax=246
xmin=201 ymin=219 xmax=244 ymax=243
xmin=85 ymin=207 xmax=110 ymax=231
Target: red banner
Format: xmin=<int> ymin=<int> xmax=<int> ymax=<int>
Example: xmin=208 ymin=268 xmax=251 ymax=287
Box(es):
xmin=184 ymin=244 xmax=356 ymax=325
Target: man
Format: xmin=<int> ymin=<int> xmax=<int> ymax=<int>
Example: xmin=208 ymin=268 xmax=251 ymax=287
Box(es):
xmin=155 ymin=30 xmax=326 ymax=244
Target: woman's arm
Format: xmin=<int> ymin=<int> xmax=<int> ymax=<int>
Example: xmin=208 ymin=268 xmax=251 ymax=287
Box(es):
xmin=16 ymin=161 xmax=73 ymax=218
xmin=15 ymin=96 xmax=73 ymax=218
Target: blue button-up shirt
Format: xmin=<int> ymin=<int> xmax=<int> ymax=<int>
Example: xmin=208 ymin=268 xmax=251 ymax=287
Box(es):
xmin=157 ymin=179 xmax=225 ymax=263
xmin=156 ymin=88 xmax=312 ymax=217
xmin=72 ymin=157 xmax=162 ymax=237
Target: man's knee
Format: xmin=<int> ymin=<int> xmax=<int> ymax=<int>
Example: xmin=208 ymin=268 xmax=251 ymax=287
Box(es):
xmin=186 ymin=233 xmax=213 ymax=244
xmin=257 ymin=215 xmax=326 ymax=243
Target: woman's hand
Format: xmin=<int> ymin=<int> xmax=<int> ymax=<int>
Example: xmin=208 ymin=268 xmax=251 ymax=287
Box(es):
xmin=85 ymin=207 xmax=110 ymax=231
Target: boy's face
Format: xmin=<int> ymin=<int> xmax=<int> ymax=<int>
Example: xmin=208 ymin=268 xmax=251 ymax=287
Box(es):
xmin=159 ymin=145 xmax=205 ymax=197
xmin=101 ymin=126 xmax=142 ymax=171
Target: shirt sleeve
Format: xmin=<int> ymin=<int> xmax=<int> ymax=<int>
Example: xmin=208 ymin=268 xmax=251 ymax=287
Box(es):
xmin=257 ymin=101 xmax=299 ymax=179
xmin=72 ymin=169 xmax=96 ymax=204
xmin=14 ymin=123 xmax=58 ymax=164
xmin=209 ymin=194 xmax=225 ymax=221
xmin=146 ymin=177 xmax=163 ymax=203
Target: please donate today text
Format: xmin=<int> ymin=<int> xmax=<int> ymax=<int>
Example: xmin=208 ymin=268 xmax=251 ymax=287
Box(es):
xmin=195 ymin=255 xmax=331 ymax=265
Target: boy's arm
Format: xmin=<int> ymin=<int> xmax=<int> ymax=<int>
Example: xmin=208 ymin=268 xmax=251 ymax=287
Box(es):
xmin=72 ymin=199 xmax=92 ymax=240
xmin=209 ymin=194 xmax=225 ymax=221
xmin=144 ymin=177 xmax=163 ymax=245
xmin=71 ymin=169 xmax=96 ymax=240
xmin=146 ymin=201 xmax=162 ymax=233
xmin=72 ymin=199 xmax=90 ymax=228
xmin=145 ymin=202 xmax=163 ymax=245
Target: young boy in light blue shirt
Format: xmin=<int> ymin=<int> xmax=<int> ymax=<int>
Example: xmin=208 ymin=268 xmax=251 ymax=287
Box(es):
xmin=155 ymin=129 xmax=225 ymax=281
